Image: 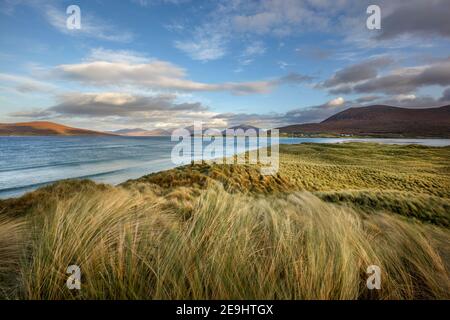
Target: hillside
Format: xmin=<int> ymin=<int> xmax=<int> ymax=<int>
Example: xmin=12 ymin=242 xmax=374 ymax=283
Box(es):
xmin=223 ymin=124 xmax=264 ymax=135
xmin=112 ymin=128 xmax=171 ymax=136
xmin=0 ymin=121 xmax=113 ymax=136
xmin=278 ymin=105 xmax=450 ymax=137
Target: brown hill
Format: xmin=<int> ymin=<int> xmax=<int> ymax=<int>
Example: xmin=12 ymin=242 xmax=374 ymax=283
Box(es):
xmin=278 ymin=105 xmax=450 ymax=137
xmin=0 ymin=121 xmax=113 ymax=136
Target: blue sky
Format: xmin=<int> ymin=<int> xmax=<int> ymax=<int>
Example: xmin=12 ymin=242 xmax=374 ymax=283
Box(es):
xmin=1 ymin=0 xmax=450 ymax=130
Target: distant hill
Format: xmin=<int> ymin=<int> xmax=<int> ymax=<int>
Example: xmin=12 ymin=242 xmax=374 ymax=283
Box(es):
xmin=0 ymin=121 xmax=113 ymax=136
xmin=112 ymin=128 xmax=171 ymax=136
xmin=183 ymin=124 xmax=264 ymax=136
xmin=278 ymin=105 xmax=450 ymax=138
xmin=112 ymin=128 xmax=146 ymax=135
xmin=223 ymin=124 xmax=263 ymax=136
xmin=227 ymin=124 xmax=261 ymax=131
xmin=184 ymin=125 xmax=211 ymax=136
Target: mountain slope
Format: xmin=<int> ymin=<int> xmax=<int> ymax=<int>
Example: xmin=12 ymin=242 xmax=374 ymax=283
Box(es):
xmin=112 ymin=128 xmax=146 ymax=135
xmin=0 ymin=121 xmax=113 ymax=136
xmin=112 ymin=128 xmax=170 ymax=136
xmin=223 ymin=124 xmax=264 ymax=135
xmin=278 ymin=105 xmax=450 ymax=137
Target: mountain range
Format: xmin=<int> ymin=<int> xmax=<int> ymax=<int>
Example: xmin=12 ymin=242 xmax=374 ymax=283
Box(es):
xmin=1 ymin=105 xmax=449 ymax=138
xmin=111 ymin=128 xmax=171 ymax=136
xmin=277 ymin=105 xmax=450 ymax=138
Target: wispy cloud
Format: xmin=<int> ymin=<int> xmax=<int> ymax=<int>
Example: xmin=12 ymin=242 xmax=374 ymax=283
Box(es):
xmin=86 ymin=48 xmax=150 ymax=64
xmin=0 ymin=73 xmax=57 ymax=94
xmin=131 ymin=0 xmax=190 ymax=7
xmin=174 ymin=26 xmax=228 ymax=61
xmin=236 ymin=40 xmax=267 ymax=67
xmin=172 ymin=0 xmax=344 ymax=61
xmin=1 ymin=1 xmax=134 ymax=42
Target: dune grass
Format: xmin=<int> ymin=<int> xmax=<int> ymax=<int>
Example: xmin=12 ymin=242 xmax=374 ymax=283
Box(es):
xmin=316 ymin=190 xmax=450 ymax=227
xmin=278 ymin=143 xmax=450 ymax=197
xmin=0 ymin=217 xmax=26 ymax=298
xmin=9 ymin=185 xmax=450 ymax=299
xmin=0 ymin=143 xmax=449 ymax=300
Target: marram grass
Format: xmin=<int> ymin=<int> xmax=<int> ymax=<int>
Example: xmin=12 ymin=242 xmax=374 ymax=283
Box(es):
xmin=0 ymin=143 xmax=449 ymax=299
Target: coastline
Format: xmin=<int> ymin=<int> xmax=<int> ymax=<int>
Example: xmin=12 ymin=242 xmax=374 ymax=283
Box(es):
xmin=1 ymin=141 xmax=449 ymax=299
xmin=1 ymin=138 xmax=450 ymax=200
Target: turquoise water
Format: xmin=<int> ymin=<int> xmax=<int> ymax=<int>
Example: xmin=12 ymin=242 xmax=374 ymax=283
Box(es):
xmin=1 ymin=136 xmax=449 ymax=198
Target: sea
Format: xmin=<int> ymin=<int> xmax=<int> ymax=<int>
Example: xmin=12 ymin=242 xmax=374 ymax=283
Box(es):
xmin=1 ymin=136 xmax=449 ymax=199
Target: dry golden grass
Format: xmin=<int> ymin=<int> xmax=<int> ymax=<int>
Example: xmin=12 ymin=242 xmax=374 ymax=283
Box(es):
xmin=6 ymin=185 xmax=449 ymax=300
xmin=0 ymin=217 xmax=26 ymax=298
xmin=0 ymin=143 xmax=449 ymax=300
xmin=278 ymin=143 xmax=450 ymax=197
xmin=123 ymin=162 xmax=293 ymax=194
xmin=317 ymin=190 xmax=450 ymax=227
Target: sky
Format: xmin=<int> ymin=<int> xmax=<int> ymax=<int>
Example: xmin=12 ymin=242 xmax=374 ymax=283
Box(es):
xmin=0 ymin=0 xmax=450 ymax=131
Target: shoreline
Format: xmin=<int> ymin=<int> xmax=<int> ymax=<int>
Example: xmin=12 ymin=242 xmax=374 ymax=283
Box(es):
xmin=1 ymin=134 xmax=450 ymax=139
xmin=1 ymin=140 xmax=450 ymax=200
xmin=1 ymin=141 xmax=449 ymax=299
xmin=1 ymin=139 xmax=450 ymax=200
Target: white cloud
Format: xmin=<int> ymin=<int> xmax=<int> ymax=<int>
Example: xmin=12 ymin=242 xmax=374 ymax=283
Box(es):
xmin=394 ymin=94 xmax=416 ymax=102
xmin=90 ymin=92 xmax=138 ymax=106
xmin=9 ymin=91 xmax=224 ymax=130
xmin=327 ymin=97 xmax=345 ymax=107
xmin=54 ymin=55 xmax=311 ymax=95
xmin=86 ymin=48 xmax=150 ymax=64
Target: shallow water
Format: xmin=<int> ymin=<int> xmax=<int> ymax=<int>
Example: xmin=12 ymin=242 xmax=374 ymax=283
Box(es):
xmin=1 ymin=136 xmax=449 ymax=198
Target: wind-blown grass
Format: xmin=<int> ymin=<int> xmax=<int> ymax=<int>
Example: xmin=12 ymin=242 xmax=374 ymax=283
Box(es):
xmin=0 ymin=143 xmax=449 ymax=299
xmin=316 ymin=190 xmax=450 ymax=227
xmin=0 ymin=217 xmax=26 ymax=298
xmin=10 ymin=185 xmax=450 ymax=299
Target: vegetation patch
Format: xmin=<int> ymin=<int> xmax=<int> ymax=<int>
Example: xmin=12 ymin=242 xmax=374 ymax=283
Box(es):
xmin=1 ymin=143 xmax=449 ymax=299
